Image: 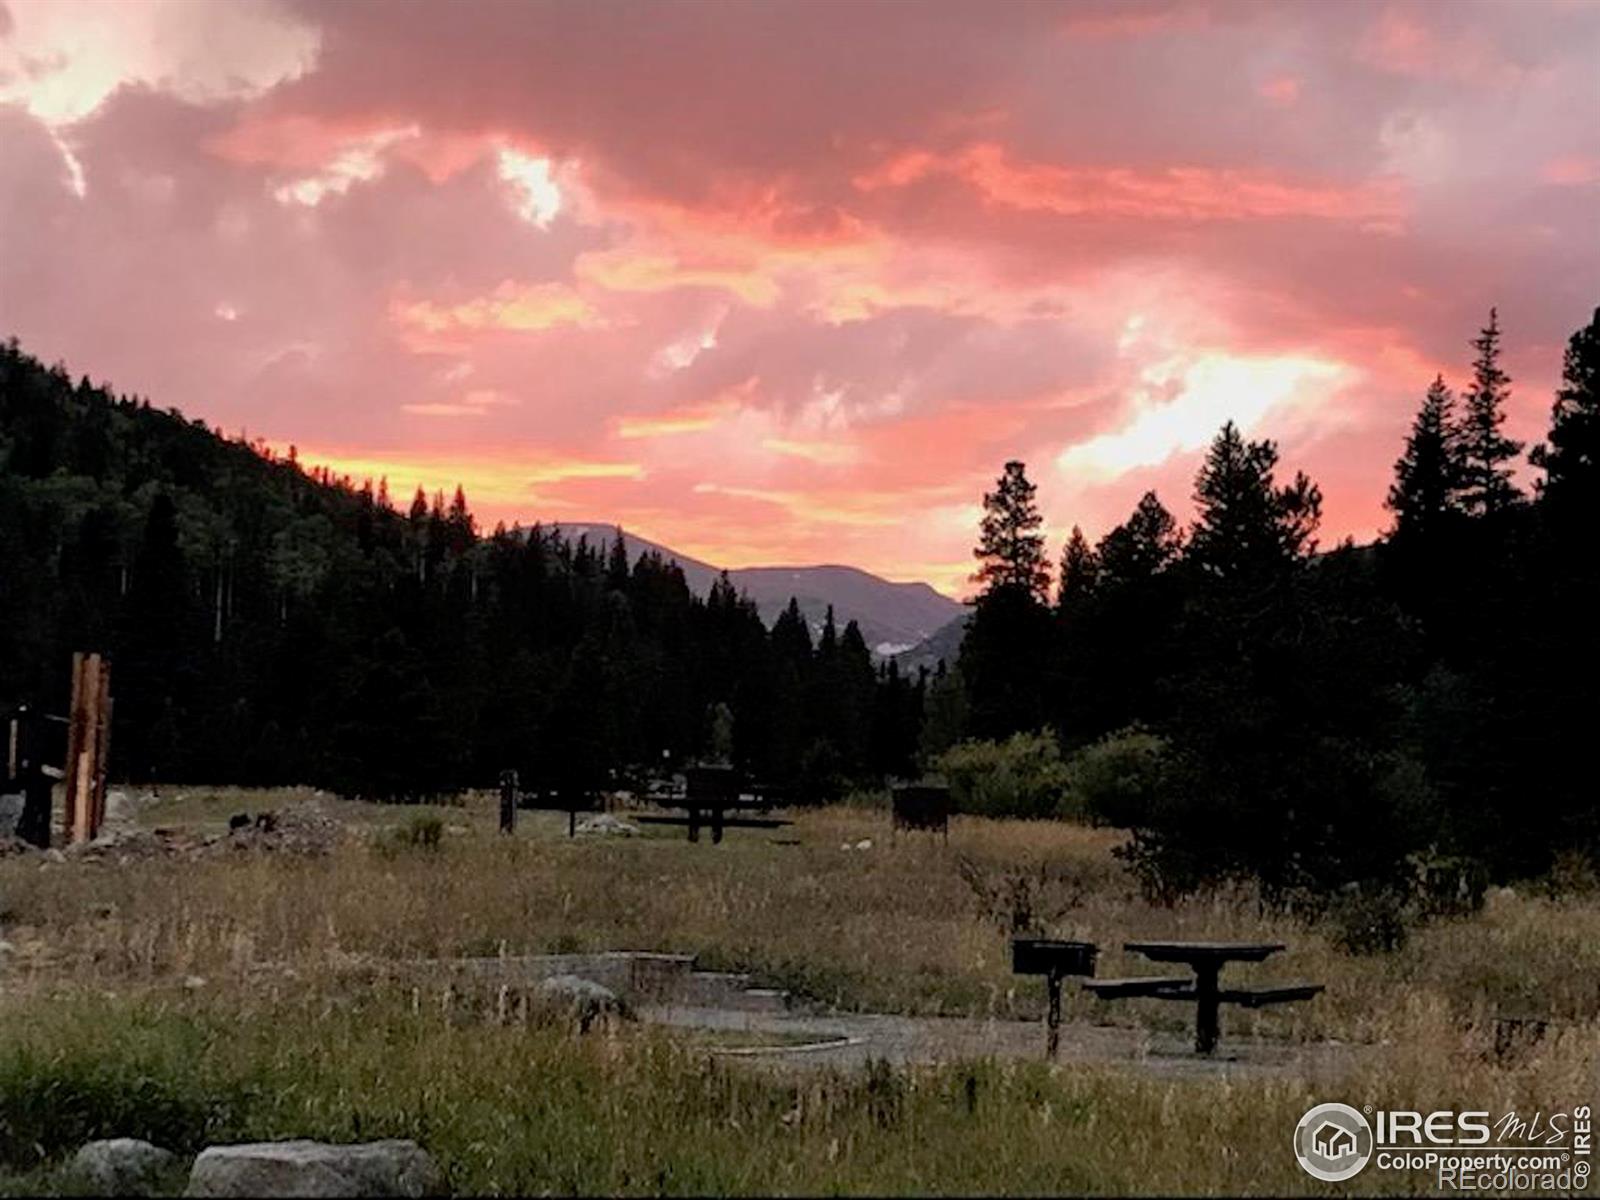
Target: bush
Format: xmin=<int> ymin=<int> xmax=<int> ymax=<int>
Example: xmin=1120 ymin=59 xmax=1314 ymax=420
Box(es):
xmin=383 ymin=812 xmax=444 ymax=853
xmin=1064 ymin=726 xmax=1168 ymax=828
xmin=935 ymin=730 xmax=1072 ymax=820
xmin=0 ymin=1013 xmax=250 ymax=1166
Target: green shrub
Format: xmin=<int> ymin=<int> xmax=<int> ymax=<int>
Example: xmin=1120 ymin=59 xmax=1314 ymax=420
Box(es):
xmin=381 ymin=812 xmax=444 ymax=854
xmin=1064 ymin=726 xmax=1169 ymax=829
xmin=0 ymin=1011 xmax=251 ymax=1166
xmin=935 ymin=730 xmax=1071 ymax=820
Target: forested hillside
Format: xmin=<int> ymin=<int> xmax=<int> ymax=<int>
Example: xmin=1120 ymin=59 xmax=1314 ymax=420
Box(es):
xmin=0 ymin=338 xmax=924 ymax=799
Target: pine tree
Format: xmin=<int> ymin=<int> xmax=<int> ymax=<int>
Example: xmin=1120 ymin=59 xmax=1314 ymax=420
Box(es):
xmin=963 ymin=461 xmax=1055 ymax=737
xmin=605 ymin=527 xmax=631 ymax=593
xmin=1096 ymin=491 xmax=1181 ymax=587
xmin=771 ymin=597 xmax=813 ymax=664
xmin=1187 ymin=422 xmax=1321 ymax=579
xmin=1056 ymin=526 xmax=1099 ymax=612
xmin=1455 ymin=308 xmax=1524 ymax=517
xmin=1531 ymin=306 xmax=1600 ymax=515
xmin=1387 ymin=375 xmax=1461 ymax=539
xmin=973 ymin=460 xmax=1051 ymax=601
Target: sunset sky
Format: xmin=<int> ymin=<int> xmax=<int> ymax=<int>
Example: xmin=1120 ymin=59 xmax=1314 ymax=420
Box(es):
xmin=2 ymin=0 xmax=1597 ymax=597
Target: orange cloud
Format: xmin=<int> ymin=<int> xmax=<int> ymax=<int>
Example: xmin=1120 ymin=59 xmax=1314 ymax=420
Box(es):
xmin=1058 ymin=3 xmax=1206 ymax=40
xmin=762 ymin=438 xmax=860 ymax=466
xmin=857 ymin=142 xmax=1406 ymax=224
xmin=1258 ymin=75 xmax=1302 ymax=107
xmin=390 ymin=282 xmax=603 ymax=352
xmin=1542 ymin=154 xmax=1599 ymax=186
xmin=614 ymin=377 xmax=758 ymax=439
xmin=263 ymin=442 xmax=644 ymax=517
xmin=1357 ymin=8 xmax=1530 ymax=87
xmin=692 ymin=482 xmax=914 ymax=528
xmin=399 ymin=388 xmax=519 ymax=418
xmin=576 ymin=248 xmax=781 ymax=306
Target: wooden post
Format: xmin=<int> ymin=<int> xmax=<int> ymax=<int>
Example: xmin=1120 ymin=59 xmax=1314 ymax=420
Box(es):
xmin=63 ymin=652 xmax=86 ymax=844
xmin=1194 ymin=963 xmax=1221 ymax=1055
xmin=498 ymin=769 xmax=518 ymax=835
xmin=92 ymin=663 xmax=112 ymax=831
xmin=1046 ymin=970 xmax=1063 ymax=1060
xmin=63 ymin=652 xmax=110 ymax=845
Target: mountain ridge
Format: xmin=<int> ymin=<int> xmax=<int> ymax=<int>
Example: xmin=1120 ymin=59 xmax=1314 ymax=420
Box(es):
xmin=544 ymin=522 xmax=964 ymax=655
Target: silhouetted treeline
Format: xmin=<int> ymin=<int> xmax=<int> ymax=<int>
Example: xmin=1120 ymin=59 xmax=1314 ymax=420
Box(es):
xmin=956 ymin=306 xmax=1600 ymax=901
xmin=0 ymin=338 xmax=923 ymax=800
xmin=5 ymin=302 xmax=1597 ymax=902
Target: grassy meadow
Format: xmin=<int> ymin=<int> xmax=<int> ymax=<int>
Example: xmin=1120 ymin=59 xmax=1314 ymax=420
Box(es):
xmin=0 ymin=787 xmax=1595 ymax=1195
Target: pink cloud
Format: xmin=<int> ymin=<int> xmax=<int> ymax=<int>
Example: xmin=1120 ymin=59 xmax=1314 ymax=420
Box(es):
xmin=1 ymin=0 xmax=1597 ymax=592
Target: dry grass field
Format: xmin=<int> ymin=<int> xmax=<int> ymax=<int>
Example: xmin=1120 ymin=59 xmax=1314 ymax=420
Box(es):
xmin=1 ymin=787 xmax=1595 ymax=1195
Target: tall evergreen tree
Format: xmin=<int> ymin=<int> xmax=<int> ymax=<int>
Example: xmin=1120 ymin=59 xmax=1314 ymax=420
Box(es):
xmin=1455 ymin=308 xmax=1524 ymax=517
xmin=1186 ymin=422 xmax=1321 ymax=579
xmin=1056 ymin=526 xmax=1098 ymax=614
xmin=962 ymin=460 xmax=1055 ymax=737
xmin=1096 ymin=491 xmax=1181 ymax=587
xmin=1387 ymin=375 xmax=1461 ymax=539
xmin=973 ymin=460 xmax=1051 ymax=601
xmin=1531 ymin=306 xmax=1600 ymax=516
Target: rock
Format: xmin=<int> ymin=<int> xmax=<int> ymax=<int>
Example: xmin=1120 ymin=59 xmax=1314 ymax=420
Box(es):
xmin=536 ymin=973 xmax=631 ymax=1030
xmin=102 ymin=789 xmax=135 ymax=825
xmin=573 ymin=813 xmax=638 ymax=837
xmin=71 ymin=1137 xmax=177 ymax=1196
xmin=854 ymin=838 xmax=873 ymax=850
xmin=184 ymin=1139 xmax=444 ymax=1198
xmin=0 ymin=793 xmax=22 ymax=838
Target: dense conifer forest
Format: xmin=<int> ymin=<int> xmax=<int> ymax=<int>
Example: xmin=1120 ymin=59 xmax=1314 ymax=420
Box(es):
xmin=0 ymin=337 xmax=922 ymax=802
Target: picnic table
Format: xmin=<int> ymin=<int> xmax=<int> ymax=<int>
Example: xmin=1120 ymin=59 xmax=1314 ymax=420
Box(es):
xmin=1082 ymin=941 xmax=1323 ymax=1055
xmin=632 ymin=765 xmax=793 ymax=843
xmin=634 ymin=800 xmax=792 ymax=843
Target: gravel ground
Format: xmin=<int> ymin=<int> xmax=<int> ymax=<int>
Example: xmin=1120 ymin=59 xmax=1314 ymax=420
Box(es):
xmin=640 ymin=1003 xmax=1369 ymax=1080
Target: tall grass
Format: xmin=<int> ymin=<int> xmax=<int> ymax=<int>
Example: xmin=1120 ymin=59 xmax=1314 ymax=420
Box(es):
xmin=0 ymin=989 xmax=1583 ymax=1196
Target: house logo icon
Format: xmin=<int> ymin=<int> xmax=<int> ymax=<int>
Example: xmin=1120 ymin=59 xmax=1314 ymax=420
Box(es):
xmin=1294 ymin=1102 xmax=1373 ymax=1181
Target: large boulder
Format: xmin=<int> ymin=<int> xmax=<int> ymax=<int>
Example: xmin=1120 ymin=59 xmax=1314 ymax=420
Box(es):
xmin=71 ymin=1138 xmax=177 ymax=1196
xmin=184 ymin=1139 xmax=444 ymax=1198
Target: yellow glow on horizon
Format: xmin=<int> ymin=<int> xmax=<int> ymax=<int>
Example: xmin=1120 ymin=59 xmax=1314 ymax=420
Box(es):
xmin=262 ymin=441 xmax=643 ymax=509
xmin=1058 ymin=351 xmax=1350 ymax=480
xmin=762 ymin=437 xmax=860 ymax=466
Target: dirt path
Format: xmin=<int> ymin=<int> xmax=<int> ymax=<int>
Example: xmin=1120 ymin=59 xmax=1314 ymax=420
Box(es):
xmin=640 ymin=1003 xmax=1369 ymax=1081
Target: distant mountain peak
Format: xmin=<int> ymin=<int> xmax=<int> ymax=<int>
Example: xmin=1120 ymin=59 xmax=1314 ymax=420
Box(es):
xmin=541 ymin=522 xmax=963 ymax=654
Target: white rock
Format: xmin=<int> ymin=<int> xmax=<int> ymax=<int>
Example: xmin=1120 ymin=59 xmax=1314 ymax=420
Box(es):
xmin=855 ymin=838 xmax=873 ymax=850
xmin=184 ymin=1139 xmax=443 ymax=1198
xmin=573 ymin=813 xmax=638 ymax=837
xmin=71 ymin=1137 xmax=176 ymax=1195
